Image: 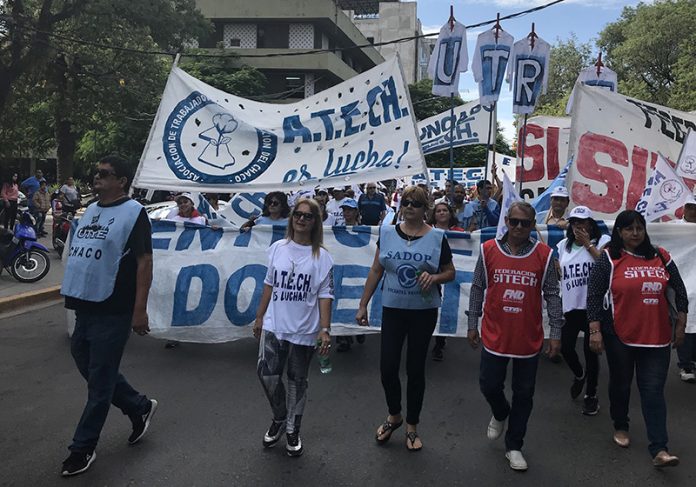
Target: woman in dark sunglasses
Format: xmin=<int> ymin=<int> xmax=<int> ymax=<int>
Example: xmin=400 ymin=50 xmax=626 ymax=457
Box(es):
xmin=356 ymin=185 xmax=455 ymax=452
xmin=241 ymin=191 xmax=290 ymax=231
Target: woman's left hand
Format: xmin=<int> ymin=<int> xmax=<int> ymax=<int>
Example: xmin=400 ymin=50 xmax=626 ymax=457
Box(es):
xmin=418 ymin=271 xmax=435 ymax=292
xmin=317 ymin=329 xmax=331 ymax=356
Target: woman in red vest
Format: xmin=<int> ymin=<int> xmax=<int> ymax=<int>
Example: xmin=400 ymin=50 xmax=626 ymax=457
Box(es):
xmin=587 ymin=210 xmax=688 ymax=468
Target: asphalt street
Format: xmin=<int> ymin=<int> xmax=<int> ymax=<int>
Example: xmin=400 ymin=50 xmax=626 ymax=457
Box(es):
xmin=1 ymin=304 xmax=695 ymax=486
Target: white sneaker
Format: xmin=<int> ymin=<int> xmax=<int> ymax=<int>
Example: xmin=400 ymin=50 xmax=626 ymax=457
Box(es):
xmin=679 ymin=368 xmax=696 ymax=383
xmin=487 ymin=415 xmax=505 ymax=440
xmin=505 ymin=450 xmax=528 ymax=471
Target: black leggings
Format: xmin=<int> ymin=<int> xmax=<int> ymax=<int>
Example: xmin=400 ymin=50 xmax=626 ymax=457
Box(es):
xmin=2 ymin=200 xmax=18 ymax=230
xmin=380 ymin=306 xmax=438 ymax=425
xmin=561 ymin=309 xmax=599 ymax=397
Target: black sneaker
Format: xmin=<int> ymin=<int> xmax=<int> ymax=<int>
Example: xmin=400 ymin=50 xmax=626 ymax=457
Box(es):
xmin=356 ymin=334 xmax=365 ymax=344
xmin=582 ymin=395 xmax=600 ymax=416
xmin=263 ymin=420 xmax=285 ymax=448
xmin=336 ymin=336 xmax=351 ymax=352
xmin=286 ymin=432 xmax=303 ymax=457
xmin=128 ymin=399 xmax=158 ymax=445
xmin=432 ymin=346 xmax=444 ymax=361
xmin=570 ymin=375 xmax=586 ymax=400
xmin=61 ymin=451 xmax=96 ymax=476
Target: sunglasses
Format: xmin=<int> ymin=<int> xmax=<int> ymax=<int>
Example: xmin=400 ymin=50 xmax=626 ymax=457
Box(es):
xmin=94 ymin=169 xmax=117 ymax=179
xmin=508 ymin=218 xmax=533 ymax=228
xmin=401 ymin=200 xmax=424 ymax=208
xmin=293 ymin=211 xmax=315 ymax=221
xmin=267 ymin=200 xmax=281 ymax=207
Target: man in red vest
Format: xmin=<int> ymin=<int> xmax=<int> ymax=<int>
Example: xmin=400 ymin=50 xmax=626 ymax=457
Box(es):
xmin=467 ymin=201 xmax=563 ymax=471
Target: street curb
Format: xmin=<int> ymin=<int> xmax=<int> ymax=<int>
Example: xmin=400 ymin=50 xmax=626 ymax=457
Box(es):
xmin=0 ymin=285 xmax=62 ymax=315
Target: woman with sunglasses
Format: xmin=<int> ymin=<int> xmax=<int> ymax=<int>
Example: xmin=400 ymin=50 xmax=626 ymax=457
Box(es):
xmin=241 ymin=192 xmax=290 ymax=231
xmin=556 ymin=206 xmax=609 ymax=416
xmin=587 ymin=210 xmax=688 ymax=467
xmin=253 ymin=198 xmax=334 ymax=458
xmin=426 ymin=202 xmax=465 ymax=361
xmin=356 ymin=186 xmax=455 ymax=452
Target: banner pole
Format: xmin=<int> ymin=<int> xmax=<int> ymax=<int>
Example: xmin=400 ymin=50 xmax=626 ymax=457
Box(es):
xmin=518 ymin=113 xmax=529 ymax=194
xmin=484 ymin=102 xmax=496 ymax=182
xmin=449 ymin=93 xmax=455 ymax=202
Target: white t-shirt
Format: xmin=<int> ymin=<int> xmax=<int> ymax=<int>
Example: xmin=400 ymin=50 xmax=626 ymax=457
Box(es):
xmin=164 ymin=208 xmax=207 ymax=225
xmin=427 ymin=21 xmax=468 ymax=97
xmin=472 ymin=29 xmax=515 ymax=107
xmin=557 ymin=234 xmax=610 ymax=313
xmin=326 ymin=198 xmax=346 ymax=226
xmin=566 ymin=66 xmax=618 ymax=114
xmin=263 ymin=239 xmax=334 ymax=346
xmin=507 ymin=36 xmax=551 ymax=115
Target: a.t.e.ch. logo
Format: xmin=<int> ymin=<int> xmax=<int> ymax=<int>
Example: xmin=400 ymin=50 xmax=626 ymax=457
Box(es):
xmin=162 ymin=91 xmax=278 ymax=184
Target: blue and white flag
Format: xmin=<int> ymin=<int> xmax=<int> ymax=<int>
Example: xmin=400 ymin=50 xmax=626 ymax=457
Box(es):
xmin=497 ymin=172 xmax=522 ymax=239
xmin=427 ymin=21 xmax=468 ymax=97
xmin=472 ymin=29 xmax=515 ymax=107
xmin=636 ymin=153 xmax=690 ymax=222
xmin=532 ymin=157 xmax=573 ymax=223
xmin=676 ymin=129 xmax=696 ymax=181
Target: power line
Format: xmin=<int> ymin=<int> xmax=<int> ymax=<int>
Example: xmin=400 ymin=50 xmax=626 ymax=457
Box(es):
xmin=7 ymin=0 xmax=568 ymax=60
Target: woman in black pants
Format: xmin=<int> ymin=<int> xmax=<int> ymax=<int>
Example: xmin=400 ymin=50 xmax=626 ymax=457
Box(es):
xmin=1 ymin=173 xmax=20 ymax=230
xmin=556 ymin=206 xmax=610 ymax=415
xmin=356 ymin=186 xmax=455 ymax=451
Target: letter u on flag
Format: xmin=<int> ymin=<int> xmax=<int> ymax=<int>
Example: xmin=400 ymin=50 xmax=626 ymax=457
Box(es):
xmin=639 ymin=153 xmax=690 ymax=222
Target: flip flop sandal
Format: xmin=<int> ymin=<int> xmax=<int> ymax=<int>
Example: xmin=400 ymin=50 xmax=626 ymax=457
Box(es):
xmin=406 ymin=431 xmax=422 ymax=452
xmin=375 ymin=418 xmax=403 ymax=444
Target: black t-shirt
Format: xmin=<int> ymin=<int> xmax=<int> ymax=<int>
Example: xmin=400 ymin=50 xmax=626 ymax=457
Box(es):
xmin=65 ymin=198 xmax=152 ymax=314
xmin=377 ymin=224 xmax=453 ymax=267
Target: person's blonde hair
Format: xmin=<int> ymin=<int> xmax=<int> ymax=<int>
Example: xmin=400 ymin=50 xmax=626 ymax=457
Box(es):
xmin=286 ymin=198 xmax=324 ymax=257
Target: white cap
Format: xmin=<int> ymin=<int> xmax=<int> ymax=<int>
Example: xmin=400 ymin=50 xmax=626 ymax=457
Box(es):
xmin=568 ymin=206 xmax=593 ymax=220
xmin=176 ymin=192 xmax=195 ymax=204
xmin=550 ymin=186 xmax=569 ymax=198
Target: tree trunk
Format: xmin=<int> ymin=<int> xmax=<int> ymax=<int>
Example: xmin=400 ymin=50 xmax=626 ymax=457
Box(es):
xmin=55 ymin=118 xmax=77 ymax=183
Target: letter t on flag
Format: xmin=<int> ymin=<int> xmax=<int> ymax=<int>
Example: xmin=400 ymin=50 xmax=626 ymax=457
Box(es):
xmin=637 ymin=153 xmax=690 ymax=222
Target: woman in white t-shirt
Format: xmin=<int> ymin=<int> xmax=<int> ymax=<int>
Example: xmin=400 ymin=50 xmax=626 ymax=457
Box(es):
xmin=164 ymin=193 xmax=207 ymax=225
xmin=252 ymin=198 xmax=334 ymax=457
xmin=556 ymin=206 xmax=610 ymax=416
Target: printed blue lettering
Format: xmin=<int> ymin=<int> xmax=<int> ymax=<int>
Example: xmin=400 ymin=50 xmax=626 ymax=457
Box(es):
xmin=224 ymin=264 xmax=266 ymax=325
xmin=172 ymin=264 xmax=219 ymax=326
xmin=283 ymin=115 xmax=312 ymax=143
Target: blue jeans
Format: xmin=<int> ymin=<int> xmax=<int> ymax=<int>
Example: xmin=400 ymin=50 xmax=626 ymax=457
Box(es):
xmin=479 ymin=348 xmax=540 ymax=451
xmin=69 ymin=310 xmax=150 ymax=453
xmin=676 ymin=333 xmax=696 ymax=370
xmin=31 ymin=209 xmax=46 ymax=233
xmin=604 ymin=333 xmax=671 ymax=457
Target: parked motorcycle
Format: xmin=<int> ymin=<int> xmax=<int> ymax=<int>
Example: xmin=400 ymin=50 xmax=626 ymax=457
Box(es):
xmin=0 ymin=211 xmax=51 ymax=283
xmin=52 ymin=199 xmax=74 ymax=258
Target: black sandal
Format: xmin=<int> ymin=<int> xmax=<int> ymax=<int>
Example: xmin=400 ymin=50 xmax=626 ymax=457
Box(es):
xmin=406 ymin=431 xmax=422 ymax=452
xmin=375 ymin=418 xmax=403 ymax=444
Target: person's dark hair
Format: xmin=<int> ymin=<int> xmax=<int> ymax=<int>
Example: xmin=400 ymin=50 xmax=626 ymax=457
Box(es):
xmin=99 ymin=154 xmax=134 ymax=191
xmin=565 ymin=217 xmax=604 ymax=251
xmin=608 ymin=210 xmax=656 ymax=259
xmin=2 ymin=172 xmax=19 ymax=185
xmin=262 ymin=191 xmax=290 ymax=217
xmin=428 ymin=202 xmax=459 ymax=228
xmin=476 ymin=179 xmax=492 ymax=190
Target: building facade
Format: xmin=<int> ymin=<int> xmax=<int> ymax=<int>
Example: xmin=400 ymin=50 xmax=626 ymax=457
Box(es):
xmin=195 ymin=0 xmax=384 ymax=100
xmin=341 ymin=1 xmax=430 ymax=85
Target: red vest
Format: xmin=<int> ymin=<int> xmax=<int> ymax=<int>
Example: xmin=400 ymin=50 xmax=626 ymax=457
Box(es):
xmin=481 ymin=239 xmax=552 ymax=357
xmin=609 ymin=248 xmax=671 ymax=347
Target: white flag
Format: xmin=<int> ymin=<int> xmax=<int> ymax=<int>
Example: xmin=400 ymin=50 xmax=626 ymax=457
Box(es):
xmin=427 ymin=21 xmax=468 ymax=97
xmin=637 ymin=153 xmax=690 ymax=222
xmin=496 ymin=172 xmax=522 ymax=239
xmin=676 ymin=129 xmax=696 ymax=180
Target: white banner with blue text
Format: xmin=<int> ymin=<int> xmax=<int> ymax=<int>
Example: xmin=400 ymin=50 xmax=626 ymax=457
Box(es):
xmin=133 ymin=56 xmax=426 ymax=193
xmin=417 ymin=99 xmax=495 ymax=155
xmin=144 ymin=221 xmax=696 ymax=342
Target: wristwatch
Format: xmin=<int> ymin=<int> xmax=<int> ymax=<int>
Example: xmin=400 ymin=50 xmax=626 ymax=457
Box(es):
xmin=320 ymin=327 xmax=330 ymax=334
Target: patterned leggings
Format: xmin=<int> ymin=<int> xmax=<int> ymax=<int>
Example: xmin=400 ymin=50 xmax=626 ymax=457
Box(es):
xmin=257 ymin=331 xmax=315 ymax=434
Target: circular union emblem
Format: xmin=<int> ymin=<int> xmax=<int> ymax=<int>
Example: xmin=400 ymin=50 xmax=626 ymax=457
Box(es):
xmin=396 ymin=263 xmax=419 ymax=289
xmin=162 ymin=91 xmax=277 ymax=184
xmin=659 ymin=180 xmax=683 ymax=203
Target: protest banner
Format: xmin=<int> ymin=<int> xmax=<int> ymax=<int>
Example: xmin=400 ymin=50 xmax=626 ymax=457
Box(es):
xmin=567 ymin=85 xmax=696 ymax=220
xmin=408 ymin=166 xmax=485 ymax=188
xmin=516 ymin=116 xmax=571 ymax=200
xmin=140 ymin=222 xmax=696 ymax=343
xmin=133 ymin=56 xmax=426 ymax=193
xmin=635 ymin=153 xmax=690 ymax=221
xmin=418 ymin=100 xmax=495 ymax=155
xmin=488 ymin=151 xmax=516 ymax=182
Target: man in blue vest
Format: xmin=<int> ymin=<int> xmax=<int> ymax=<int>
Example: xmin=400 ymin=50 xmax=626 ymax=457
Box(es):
xmin=60 ymin=155 xmax=156 ymax=476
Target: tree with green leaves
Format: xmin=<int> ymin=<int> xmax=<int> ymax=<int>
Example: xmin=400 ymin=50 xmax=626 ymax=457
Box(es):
xmin=409 ymin=79 xmax=514 ymax=169
xmin=598 ymin=0 xmax=696 ymax=110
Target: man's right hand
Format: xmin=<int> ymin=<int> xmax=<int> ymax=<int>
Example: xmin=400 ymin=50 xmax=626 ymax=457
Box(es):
xmin=467 ymin=329 xmax=480 ymax=349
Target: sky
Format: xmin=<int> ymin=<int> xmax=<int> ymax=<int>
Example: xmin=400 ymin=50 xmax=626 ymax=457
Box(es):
xmin=415 ymin=0 xmax=647 ymax=142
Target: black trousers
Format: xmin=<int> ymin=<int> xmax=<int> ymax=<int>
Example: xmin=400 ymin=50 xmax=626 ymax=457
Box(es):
xmin=380 ymin=306 xmax=437 ymax=425
xmin=2 ymin=200 xmax=18 ymax=229
xmin=561 ymin=309 xmax=599 ymax=397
